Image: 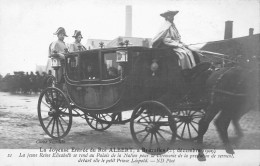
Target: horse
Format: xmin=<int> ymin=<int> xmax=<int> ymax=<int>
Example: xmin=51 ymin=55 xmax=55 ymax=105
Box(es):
xmin=196 ymin=56 xmax=259 ymax=161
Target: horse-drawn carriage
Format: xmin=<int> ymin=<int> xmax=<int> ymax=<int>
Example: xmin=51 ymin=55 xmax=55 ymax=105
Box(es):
xmin=38 ymin=43 xmax=258 ymax=156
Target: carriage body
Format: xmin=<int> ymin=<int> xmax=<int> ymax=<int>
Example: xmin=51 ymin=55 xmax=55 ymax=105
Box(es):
xmin=63 ymin=46 xmax=182 ymax=114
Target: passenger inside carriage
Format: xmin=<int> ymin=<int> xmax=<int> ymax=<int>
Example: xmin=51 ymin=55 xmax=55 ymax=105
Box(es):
xmin=78 ymin=53 xmax=99 ymax=80
xmin=102 ymin=52 xmax=121 ymax=80
xmin=107 ymin=67 xmax=119 ymax=79
xmin=83 ymin=64 xmax=98 ymax=79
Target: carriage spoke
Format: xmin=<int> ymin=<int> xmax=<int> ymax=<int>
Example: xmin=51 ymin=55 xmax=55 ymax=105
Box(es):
xmin=56 ymin=118 xmax=60 ymax=137
xmin=158 ymin=128 xmax=172 ymax=135
xmin=190 ymin=122 xmax=198 ymax=133
xmin=135 ymin=122 xmax=149 ymax=127
xmin=187 ymin=123 xmax=192 ymax=139
xmin=101 ymin=114 xmax=107 ymax=121
xmin=190 ymin=111 xmax=197 ymax=116
xmin=181 ymin=123 xmax=186 ymax=138
xmin=185 ymin=110 xmax=188 ymax=116
xmin=41 ymin=100 xmax=51 ymax=108
xmin=192 ymin=115 xmax=204 ymax=119
xmin=60 ymin=116 xmax=68 ymax=126
xmin=100 ymin=122 xmax=104 ymax=129
xmin=51 ymin=118 xmax=56 ymax=135
xmin=154 ymin=133 xmax=160 ymax=147
xmin=135 ymin=108 xmax=145 ymax=117
xmin=59 ymin=107 xmax=67 ymax=112
xmin=156 ymin=116 xmax=162 ymax=122
xmin=139 ymin=115 xmax=149 ymax=123
xmin=191 ymin=120 xmax=199 ymax=124
xmin=156 ymin=131 xmax=167 ymax=143
xmin=42 ymin=116 xmax=51 ymax=121
xmin=187 ymin=110 xmax=191 ymax=116
xmin=46 ymin=117 xmax=54 ymax=129
xmin=148 ymin=114 xmax=153 ymax=122
xmin=45 ymin=93 xmax=53 ymax=105
xmin=149 ymin=133 xmax=154 ymax=149
xmin=140 ymin=132 xmax=150 ymax=144
xmin=135 ymin=129 xmax=146 ymax=135
xmin=58 ymin=118 xmax=65 ymax=134
xmin=176 ymin=121 xmax=184 ymax=129
xmin=96 ymin=121 xmax=98 ymax=129
xmin=49 ymin=90 xmax=54 ymax=103
xmin=89 ymin=118 xmax=94 ymax=124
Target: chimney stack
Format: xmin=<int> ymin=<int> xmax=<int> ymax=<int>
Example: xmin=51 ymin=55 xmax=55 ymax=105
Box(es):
xmin=249 ymin=28 xmax=254 ymax=36
xmin=224 ymin=21 xmax=233 ymax=39
xmin=125 ymin=5 xmax=132 ymax=37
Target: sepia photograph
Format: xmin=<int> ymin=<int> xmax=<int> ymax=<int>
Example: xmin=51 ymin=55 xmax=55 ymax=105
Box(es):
xmin=0 ymin=0 xmax=259 ymax=165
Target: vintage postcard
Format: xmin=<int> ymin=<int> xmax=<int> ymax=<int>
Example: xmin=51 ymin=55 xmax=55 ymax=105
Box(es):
xmin=0 ymin=0 xmax=259 ymax=165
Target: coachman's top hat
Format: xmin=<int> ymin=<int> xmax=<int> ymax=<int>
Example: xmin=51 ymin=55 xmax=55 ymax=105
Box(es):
xmin=72 ymin=30 xmax=83 ymax=38
xmin=53 ymin=27 xmax=68 ymax=37
xmin=160 ymin=10 xmax=179 ymax=18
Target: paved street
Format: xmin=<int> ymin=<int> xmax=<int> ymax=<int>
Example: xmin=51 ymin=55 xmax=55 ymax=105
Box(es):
xmin=0 ymin=92 xmax=259 ymax=151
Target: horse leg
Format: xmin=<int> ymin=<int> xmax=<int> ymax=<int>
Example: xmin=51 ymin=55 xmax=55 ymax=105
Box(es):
xmin=214 ymin=111 xmax=234 ymax=154
xmin=232 ymin=118 xmax=244 ymax=137
xmin=197 ymin=104 xmax=220 ymax=161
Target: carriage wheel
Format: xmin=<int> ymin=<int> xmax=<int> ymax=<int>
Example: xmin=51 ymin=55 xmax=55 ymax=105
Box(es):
xmin=173 ymin=109 xmax=205 ymax=141
xmin=85 ymin=113 xmax=113 ymax=131
xmin=130 ymin=101 xmax=176 ymax=155
xmin=38 ymin=87 xmax=72 ymax=139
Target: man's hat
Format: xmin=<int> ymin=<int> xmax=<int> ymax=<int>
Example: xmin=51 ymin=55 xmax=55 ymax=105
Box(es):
xmin=160 ymin=10 xmax=179 ymax=18
xmin=53 ymin=27 xmax=68 ymax=37
xmin=72 ymin=30 xmax=83 ymax=38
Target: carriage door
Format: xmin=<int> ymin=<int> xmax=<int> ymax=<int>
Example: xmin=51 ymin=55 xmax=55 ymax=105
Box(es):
xmin=94 ymin=50 xmax=125 ymax=108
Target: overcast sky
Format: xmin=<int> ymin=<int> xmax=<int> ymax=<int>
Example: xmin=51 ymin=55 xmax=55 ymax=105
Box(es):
xmin=0 ymin=0 xmax=259 ymax=75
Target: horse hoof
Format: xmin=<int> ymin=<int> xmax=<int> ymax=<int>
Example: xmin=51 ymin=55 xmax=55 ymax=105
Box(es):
xmin=197 ymin=154 xmax=206 ymax=162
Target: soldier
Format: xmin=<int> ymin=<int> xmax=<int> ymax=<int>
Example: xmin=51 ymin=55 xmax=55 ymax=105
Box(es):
xmin=46 ymin=27 xmax=68 ymax=84
xmin=69 ymin=30 xmax=86 ymax=52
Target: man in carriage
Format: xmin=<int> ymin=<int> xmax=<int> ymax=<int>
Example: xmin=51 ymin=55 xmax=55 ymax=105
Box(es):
xmin=152 ymin=10 xmax=212 ymax=100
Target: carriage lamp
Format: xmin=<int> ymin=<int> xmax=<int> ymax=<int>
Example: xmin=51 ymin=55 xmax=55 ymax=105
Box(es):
xmin=151 ymin=59 xmax=159 ymax=76
xmin=51 ymin=57 xmax=61 ymax=69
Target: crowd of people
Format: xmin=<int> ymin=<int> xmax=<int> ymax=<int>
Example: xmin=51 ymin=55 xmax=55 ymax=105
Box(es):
xmin=0 ymin=71 xmax=52 ymax=94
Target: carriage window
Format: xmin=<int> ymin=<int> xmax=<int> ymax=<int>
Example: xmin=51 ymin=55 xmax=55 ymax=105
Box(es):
xmin=103 ymin=52 xmax=120 ymax=79
xmin=66 ymin=55 xmax=80 ymax=81
xmin=80 ymin=53 xmax=99 ymax=80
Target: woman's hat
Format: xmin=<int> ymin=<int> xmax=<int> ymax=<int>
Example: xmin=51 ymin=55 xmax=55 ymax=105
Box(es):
xmin=160 ymin=10 xmax=179 ymax=18
xmin=72 ymin=30 xmax=83 ymax=38
xmin=53 ymin=27 xmax=68 ymax=37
